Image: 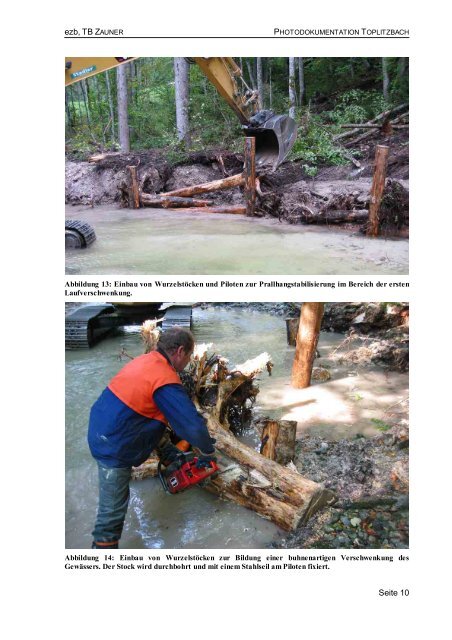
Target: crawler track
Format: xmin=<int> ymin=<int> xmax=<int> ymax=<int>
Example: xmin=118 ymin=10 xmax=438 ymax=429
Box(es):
xmin=65 ymin=220 xmax=96 ymax=249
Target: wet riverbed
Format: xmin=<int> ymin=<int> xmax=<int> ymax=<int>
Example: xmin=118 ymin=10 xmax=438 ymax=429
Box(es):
xmin=66 ymin=205 xmax=409 ymax=275
xmin=66 ymin=306 xmax=408 ymax=549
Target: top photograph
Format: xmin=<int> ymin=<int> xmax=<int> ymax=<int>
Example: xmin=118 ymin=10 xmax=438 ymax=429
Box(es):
xmin=65 ymin=57 xmax=409 ymax=275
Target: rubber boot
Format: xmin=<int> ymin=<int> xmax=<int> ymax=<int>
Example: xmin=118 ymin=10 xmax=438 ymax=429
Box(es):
xmin=92 ymin=540 xmax=119 ymax=549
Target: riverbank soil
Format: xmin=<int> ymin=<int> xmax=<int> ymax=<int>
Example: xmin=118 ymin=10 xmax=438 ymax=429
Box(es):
xmin=66 ymin=130 xmax=408 ymax=237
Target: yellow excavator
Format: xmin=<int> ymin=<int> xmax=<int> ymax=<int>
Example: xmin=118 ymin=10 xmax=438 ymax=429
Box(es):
xmin=65 ymin=56 xmax=297 ymax=170
xmin=65 ymin=58 xmax=297 ymax=347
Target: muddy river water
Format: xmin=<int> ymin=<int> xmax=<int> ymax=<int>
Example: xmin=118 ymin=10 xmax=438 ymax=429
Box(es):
xmin=66 ymin=306 xmax=408 ymax=549
xmin=66 ymin=205 xmax=408 ymax=275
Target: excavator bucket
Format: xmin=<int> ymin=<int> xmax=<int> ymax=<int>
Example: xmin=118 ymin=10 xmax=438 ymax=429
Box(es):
xmin=245 ymin=114 xmax=297 ymax=171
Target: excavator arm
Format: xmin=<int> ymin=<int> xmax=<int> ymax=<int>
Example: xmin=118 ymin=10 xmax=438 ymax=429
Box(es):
xmin=65 ymin=56 xmax=296 ymax=169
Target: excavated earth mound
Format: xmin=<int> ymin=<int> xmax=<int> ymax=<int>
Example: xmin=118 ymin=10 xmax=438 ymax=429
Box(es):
xmin=66 ymin=134 xmax=409 ymax=234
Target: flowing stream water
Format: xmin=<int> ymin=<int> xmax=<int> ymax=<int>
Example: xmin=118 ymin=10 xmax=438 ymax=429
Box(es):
xmin=66 ymin=306 xmax=408 ymax=549
xmin=66 ymin=205 xmax=409 ymax=275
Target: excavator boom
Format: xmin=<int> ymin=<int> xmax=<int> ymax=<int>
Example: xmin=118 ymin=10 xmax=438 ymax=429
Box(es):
xmin=65 ymin=56 xmax=296 ymax=169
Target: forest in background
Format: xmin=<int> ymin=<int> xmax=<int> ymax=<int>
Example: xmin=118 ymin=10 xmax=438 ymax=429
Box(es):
xmin=65 ymin=57 xmax=408 ymax=173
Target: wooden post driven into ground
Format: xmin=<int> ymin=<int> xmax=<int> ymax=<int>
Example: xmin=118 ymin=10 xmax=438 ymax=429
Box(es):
xmin=127 ymin=165 xmax=140 ymax=209
xmin=285 ymin=317 xmax=299 ymax=346
xmin=292 ymin=303 xmax=324 ymax=389
xmin=367 ymin=145 xmax=389 ymax=237
xmin=244 ymin=137 xmax=256 ymax=216
xmin=259 ymin=419 xmax=297 ymax=465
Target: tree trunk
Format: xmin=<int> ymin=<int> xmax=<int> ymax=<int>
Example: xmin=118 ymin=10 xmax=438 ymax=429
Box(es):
xmin=298 ymin=57 xmax=305 ymax=106
xmin=367 ymin=145 xmax=389 ymax=237
xmin=93 ymin=75 xmax=106 ymax=147
xmin=246 ymin=59 xmax=256 ymax=89
xmin=256 ymin=57 xmax=264 ymax=109
xmin=65 ymin=89 xmax=73 ymax=128
xmin=105 ymin=69 xmax=116 ymax=145
xmin=288 ymin=57 xmax=296 ymax=119
xmin=244 ymin=137 xmax=256 ymax=217
xmin=80 ymin=79 xmax=91 ymax=127
xmin=382 ymin=57 xmax=390 ymax=101
xmin=68 ymin=86 xmax=77 ymax=127
xmin=163 ymin=173 xmax=244 ymax=198
xmin=132 ymin=413 xmax=334 ymax=531
xmin=202 ymin=407 xmax=334 ymax=530
xmin=117 ymin=64 xmax=130 ymax=152
xmin=269 ymin=60 xmax=273 ymax=109
xmin=398 ymin=57 xmax=407 ymax=83
xmin=292 ymin=303 xmax=324 ymax=389
xmin=174 ymin=58 xmax=191 ymax=149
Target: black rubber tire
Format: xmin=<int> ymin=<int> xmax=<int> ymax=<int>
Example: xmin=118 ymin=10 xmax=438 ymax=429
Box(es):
xmin=65 ymin=220 xmax=96 ymax=249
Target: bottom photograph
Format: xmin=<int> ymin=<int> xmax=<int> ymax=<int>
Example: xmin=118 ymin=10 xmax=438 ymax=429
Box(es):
xmin=65 ymin=301 xmax=409 ymax=550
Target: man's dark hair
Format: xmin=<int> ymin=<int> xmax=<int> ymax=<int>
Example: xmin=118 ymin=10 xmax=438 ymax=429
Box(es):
xmin=158 ymin=326 xmax=194 ymax=354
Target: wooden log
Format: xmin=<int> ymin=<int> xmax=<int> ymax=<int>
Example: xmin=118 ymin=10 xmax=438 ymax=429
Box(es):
xmin=163 ymin=173 xmax=245 ymax=198
xmin=132 ymin=455 xmax=159 ymax=480
xmin=202 ymin=408 xmax=335 ymax=530
xmin=333 ymin=103 xmax=409 ymax=142
xmin=88 ymin=152 xmax=122 ymax=163
xmin=140 ymin=194 xmax=214 ymax=208
xmin=165 ymin=206 xmax=246 ymax=215
xmin=258 ymin=419 xmax=297 ymax=465
xmin=292 ymin=303 xmax=324 ymax=389
xmin=244 ymin=137 xmax=256 ymax=217
xmin=339 ymin=124 xmax=386 ymax=129
xmin=300 ymin=209 xmax=370 ymax=225
xmin=367 ymin=145 xmax=389 ymax=237
xmin=127 ymin=165 xmax=140 ymax=209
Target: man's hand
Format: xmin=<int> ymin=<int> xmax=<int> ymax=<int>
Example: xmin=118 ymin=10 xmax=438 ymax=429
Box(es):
xmin=196 ymin=452 xmax=217 ymax=469
xmin=158 ymin=442 xmax=183 ymax=467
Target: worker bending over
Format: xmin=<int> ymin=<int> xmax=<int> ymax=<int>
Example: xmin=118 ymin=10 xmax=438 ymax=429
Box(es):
xmin=88 ymin=326 xmax=216 ymax=549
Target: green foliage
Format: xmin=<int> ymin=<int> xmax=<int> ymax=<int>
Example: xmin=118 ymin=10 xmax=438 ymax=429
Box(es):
xmin=325 ymin=89 xmax=389 ymax=125
xmin=65 ymin=57 xmax=408 ymax=163
xmin=289 ymin=112 xmax=347 ymax=170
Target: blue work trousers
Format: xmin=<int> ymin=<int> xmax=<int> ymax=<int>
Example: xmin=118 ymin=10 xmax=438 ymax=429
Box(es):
xmin=92 ymin=463 xmax=132 ymax=544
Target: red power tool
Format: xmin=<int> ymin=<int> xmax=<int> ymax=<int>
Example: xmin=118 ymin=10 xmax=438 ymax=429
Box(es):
xmin=158 ymin=453 xmax=219 ymax=494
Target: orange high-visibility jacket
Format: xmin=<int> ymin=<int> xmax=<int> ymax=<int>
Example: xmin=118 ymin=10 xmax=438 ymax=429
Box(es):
xmin=108 ymin=351 xmax=181 ymax=423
